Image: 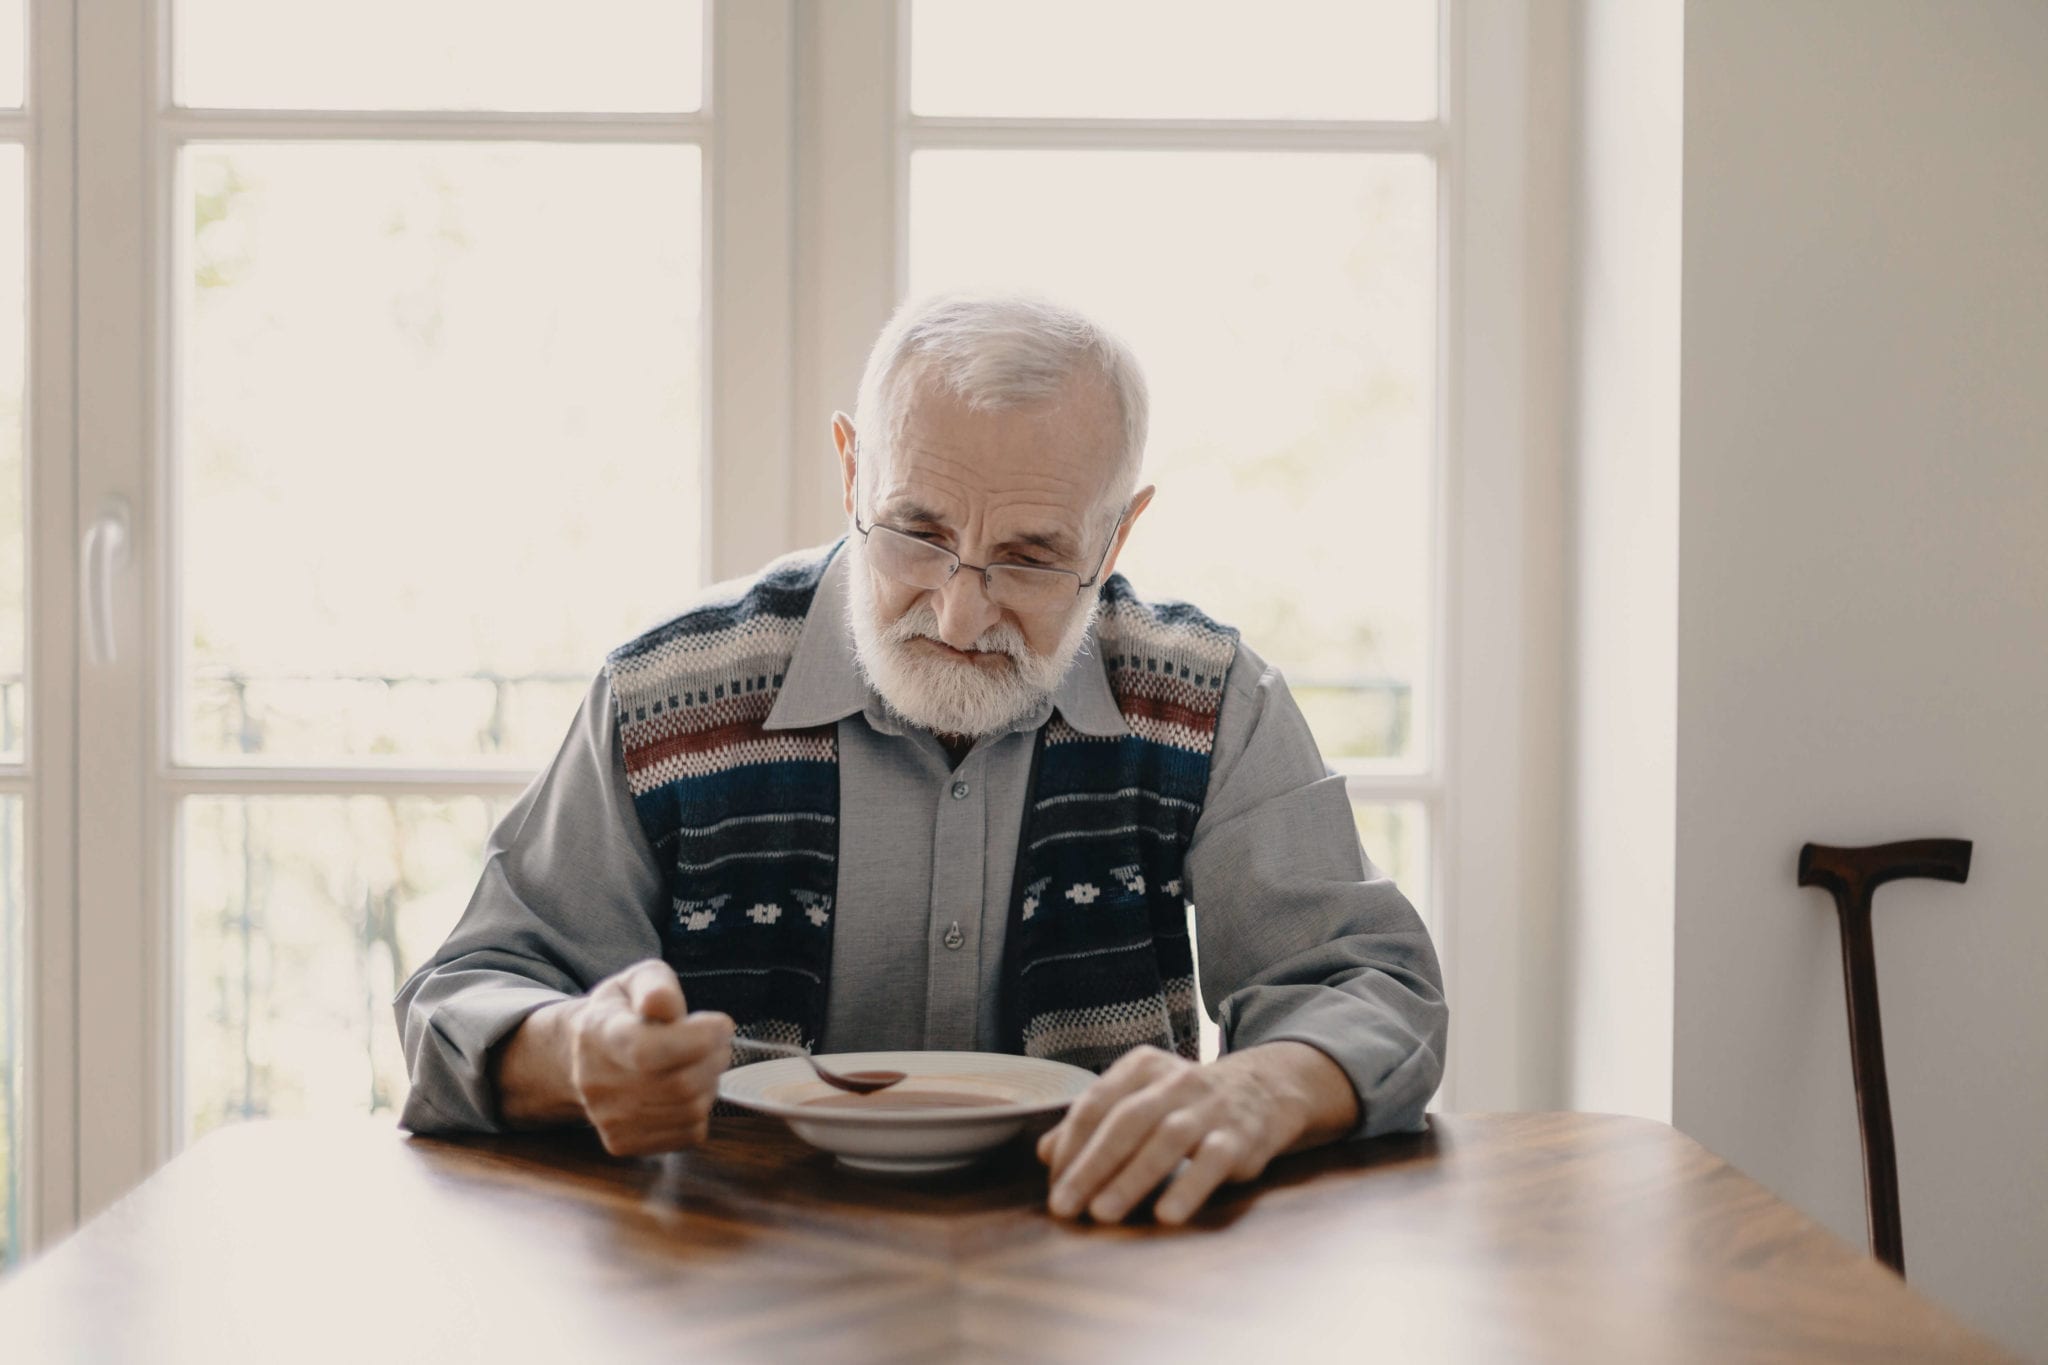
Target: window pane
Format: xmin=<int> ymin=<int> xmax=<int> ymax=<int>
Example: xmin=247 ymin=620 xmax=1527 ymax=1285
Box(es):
xmin=178 ymin=143 xmax=703 ymax=767
xmin=911 ymin=0 xmax=1436 ymax=121
xmin=174 ymin=0 xmax=703 ymax=113
xmin=0 ymin=144 xmax=20 ymax=762
xmin=0 ymin=796 xmax=25 ymax=1267
xmin=910 ymin=150 xmax=1436 ymax=763
xmin=0 ymin=0 xmax=21 ymax=108
xmin=179 ymin=794 xmax=513 ymax=1141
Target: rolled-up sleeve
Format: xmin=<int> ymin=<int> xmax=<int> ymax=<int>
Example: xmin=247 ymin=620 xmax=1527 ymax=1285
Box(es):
xmin=391 ymin=667 xmax=668 ymax=1135
xmin=1186 ymin=641 xmax=1449 ymax=1140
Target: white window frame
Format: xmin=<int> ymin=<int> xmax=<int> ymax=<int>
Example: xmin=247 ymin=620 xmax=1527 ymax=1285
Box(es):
xmin=15 ymin=0 xmax=82 ymax=1268
xmin=26 ymin=0 xmax=1541 ymax=1254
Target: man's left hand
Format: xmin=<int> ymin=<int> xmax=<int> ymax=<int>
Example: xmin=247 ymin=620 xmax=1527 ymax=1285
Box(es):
xmin=1035 ymin=1040 xmax=1360 ymax=1226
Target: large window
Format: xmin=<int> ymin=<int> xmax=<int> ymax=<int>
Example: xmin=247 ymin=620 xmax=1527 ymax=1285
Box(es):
xmin=903 ymin=0 xmax=1443 ymax=1055
xmin=167 ymin=11 xmax=708 ymax=1144
xmin=18 ymin=0 xmax=1535 ymax=1259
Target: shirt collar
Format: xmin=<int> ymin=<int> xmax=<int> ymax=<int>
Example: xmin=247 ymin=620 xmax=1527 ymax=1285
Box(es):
xmin=762 ymin=536 xmax=1129 ymax=740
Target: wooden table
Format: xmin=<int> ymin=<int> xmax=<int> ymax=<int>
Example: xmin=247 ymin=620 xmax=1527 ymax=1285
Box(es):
xmin=0 ymin=1112 xmax=2013 ymax=1363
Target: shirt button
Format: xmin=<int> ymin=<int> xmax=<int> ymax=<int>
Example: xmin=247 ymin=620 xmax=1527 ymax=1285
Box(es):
xmin=950 ymin=780 xmax=970 ymax=800
xmin=943 ymin=921 xmax=964 ymax=950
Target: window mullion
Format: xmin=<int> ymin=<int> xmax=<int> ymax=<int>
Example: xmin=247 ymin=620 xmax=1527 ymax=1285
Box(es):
xmin=707 ymin=0 xmax=798 ymax=580
xmin=156 ymin=109 xmax=709 ymax=143
xmin=72 ymin=0 xmax=157 ymax=1229
xmin=25 ymin=0 xmax=84 ymax=1262
xmin=790 ymin=0 xmax=900 ymax=548
xmin=907 ymin=117 xmax=1445 ymax=154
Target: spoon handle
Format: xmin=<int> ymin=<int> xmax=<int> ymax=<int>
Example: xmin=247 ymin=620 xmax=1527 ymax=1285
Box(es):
xmin=736 ymin=1038 xmax=806 ymax=1058
xmin=731 ymin=1038 xmax=907 ymax=1093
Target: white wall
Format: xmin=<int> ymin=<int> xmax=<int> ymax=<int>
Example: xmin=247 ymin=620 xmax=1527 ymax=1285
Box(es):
xmin=1560 ymin=0 xmax=1682 ymax=1123
xmin=1672 ymin=1 xmax=2048 ymax=1355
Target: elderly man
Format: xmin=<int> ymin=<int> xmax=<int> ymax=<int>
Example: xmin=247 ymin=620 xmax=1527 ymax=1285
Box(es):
xmin=394 ymin=292 xmax=1447 ymax=1225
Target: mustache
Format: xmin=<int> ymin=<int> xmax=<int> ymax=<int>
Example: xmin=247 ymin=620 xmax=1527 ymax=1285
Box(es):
xmin=880 ymin=601 xmax=1031 ymax=662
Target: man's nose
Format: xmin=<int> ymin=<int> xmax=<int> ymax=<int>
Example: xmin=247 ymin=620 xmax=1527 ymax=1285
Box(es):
xmin=933 ymin=568 xmax=1001 ymax=651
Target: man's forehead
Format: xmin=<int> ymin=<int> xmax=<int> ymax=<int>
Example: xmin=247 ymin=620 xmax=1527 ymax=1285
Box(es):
xmin=874 ymin=477 xmax=1087 ymax=557
xmin=880 ymin=395 xmax=1113 ymax=522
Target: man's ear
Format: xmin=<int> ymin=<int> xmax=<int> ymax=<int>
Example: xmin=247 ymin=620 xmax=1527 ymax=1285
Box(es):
xmin=832 ymin=411 xmax=858 ymax=518
xmin=1097 ymin=484 xmax=1156 ymax=583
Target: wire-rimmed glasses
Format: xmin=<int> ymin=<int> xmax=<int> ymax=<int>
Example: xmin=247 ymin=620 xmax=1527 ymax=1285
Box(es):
xmin=850 ymin=440 xmax=1126 ymax=615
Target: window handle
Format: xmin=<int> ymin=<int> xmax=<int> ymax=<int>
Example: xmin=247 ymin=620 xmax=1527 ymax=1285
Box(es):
xmin=81 ymin=495 xmax=132 ymax=665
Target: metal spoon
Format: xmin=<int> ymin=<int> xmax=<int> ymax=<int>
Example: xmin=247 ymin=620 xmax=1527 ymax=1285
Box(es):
xmin=739 ymin=1039 xmax=907 ymax=1094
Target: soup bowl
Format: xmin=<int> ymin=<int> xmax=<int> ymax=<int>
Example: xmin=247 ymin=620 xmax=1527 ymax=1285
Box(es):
xmin=716 ymin=1050 xmax=1097 ymax=1174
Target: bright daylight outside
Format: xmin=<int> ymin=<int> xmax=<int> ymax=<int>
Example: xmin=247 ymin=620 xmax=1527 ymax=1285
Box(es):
xmin=0 ymin=0 xmax=1442 ymax=1266
xmin=172 ymin=5 xmax=711 ymax=1155
xmin=175 ymin=140 xmax=705 ymax=1139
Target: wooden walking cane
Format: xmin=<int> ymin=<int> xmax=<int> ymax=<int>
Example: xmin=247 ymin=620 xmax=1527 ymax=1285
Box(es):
xmin=1796 ymin=838 xmax=1972 ymax=1278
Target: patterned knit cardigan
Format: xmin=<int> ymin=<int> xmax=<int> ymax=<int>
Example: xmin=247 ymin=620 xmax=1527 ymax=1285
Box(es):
xmin=601 ymin=537 xmax=1239 ymax=1072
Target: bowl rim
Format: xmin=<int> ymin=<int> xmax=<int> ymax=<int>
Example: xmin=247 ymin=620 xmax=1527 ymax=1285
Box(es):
xmin=716 ymin=1050 xmax=1096 ymax=1125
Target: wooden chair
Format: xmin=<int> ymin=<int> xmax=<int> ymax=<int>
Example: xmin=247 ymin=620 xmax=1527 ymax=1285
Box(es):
xmin=1797 ymin=838 xmax=1972 ymax=1278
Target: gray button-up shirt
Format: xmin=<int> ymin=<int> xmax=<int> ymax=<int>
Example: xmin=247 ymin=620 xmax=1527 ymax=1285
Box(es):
xmin=393 ymin=542 xmax=1448 ymax=1141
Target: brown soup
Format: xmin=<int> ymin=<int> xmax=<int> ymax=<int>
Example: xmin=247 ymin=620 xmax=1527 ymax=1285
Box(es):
xmin=800 ymin=1089 xmax=997 ymax=1111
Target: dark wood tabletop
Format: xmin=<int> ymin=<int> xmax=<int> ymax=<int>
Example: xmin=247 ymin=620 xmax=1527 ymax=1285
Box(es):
xmin=0 ymin=1111 xmax=2014 ymax=1363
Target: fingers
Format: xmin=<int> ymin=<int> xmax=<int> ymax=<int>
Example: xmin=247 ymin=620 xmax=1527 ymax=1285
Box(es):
xmin=590 ymin=1065 xmax=720 ymax=1157
xmin=1037 ymin=1049 xmax=1279 ymax=1226
xmin=624 ymin=959 xmax=686 ymax=1022
xmin=1047 ymin=1073 xmax=1189 ymax=1219
xmin=581 ymin=1024 xmax=730 ymax=1158
xmin=1041 ymin=1046 xmax=1170 ymax=1183
xmin=604 ymin=1006 xmax=733 ymax=1074
xmin=655 ymin=1045 xmax=729 ymax=1111
xmin=1079 ymin=1107 xmax=1209 ymax=1224
xmin=1152 ymin=1128 xmax=1246 ymax=1226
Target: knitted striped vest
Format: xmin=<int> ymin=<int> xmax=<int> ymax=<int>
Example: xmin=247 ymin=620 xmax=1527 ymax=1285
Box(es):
xmin=602 ymin=537 xmax=1238 ymax=1072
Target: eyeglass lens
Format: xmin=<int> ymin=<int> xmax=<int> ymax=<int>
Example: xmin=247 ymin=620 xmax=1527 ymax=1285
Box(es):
xmin=866 ymin=526 xmax=1080 ymax=613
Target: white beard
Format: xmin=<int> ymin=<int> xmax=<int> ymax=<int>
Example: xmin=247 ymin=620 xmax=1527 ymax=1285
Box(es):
xmin=844 ymin=533 xmax=1101 ymax=737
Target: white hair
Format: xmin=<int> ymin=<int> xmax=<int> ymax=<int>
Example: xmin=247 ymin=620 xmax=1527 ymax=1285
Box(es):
xmin=852 ymin=291 xmax=1149 ymax=529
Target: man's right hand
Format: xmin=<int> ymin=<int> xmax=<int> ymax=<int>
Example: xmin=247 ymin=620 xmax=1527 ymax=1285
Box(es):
xmin=567 ymin=958 xmax=735 ymax=1157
